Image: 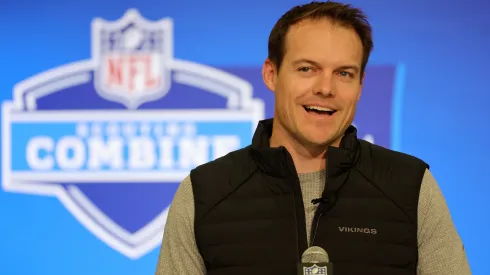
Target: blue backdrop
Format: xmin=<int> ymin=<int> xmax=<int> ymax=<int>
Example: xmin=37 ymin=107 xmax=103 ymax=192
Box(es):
xmin=0 ymin=0 xmax=488 ymax=274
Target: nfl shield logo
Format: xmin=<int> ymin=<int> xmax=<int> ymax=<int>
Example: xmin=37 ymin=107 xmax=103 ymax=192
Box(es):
xmin=92 ymin=9 xmax=172 ymax=109
xmin=2 ymin=8 xmax=265 ymax=260
xmin=304 ymin=264 xmax=327 ymax=274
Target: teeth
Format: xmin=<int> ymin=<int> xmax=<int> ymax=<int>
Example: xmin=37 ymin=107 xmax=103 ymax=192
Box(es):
xmin=305 ymin=106 xmax=334 ymax=112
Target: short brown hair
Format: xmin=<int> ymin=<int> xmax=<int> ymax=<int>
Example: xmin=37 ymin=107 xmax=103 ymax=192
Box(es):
xmin=268 ymin=1 xmax=373 ymax=76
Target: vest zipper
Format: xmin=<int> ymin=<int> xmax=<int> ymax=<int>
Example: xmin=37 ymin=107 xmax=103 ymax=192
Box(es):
xmin=310 ymin=161 xmax=329 ymax=247
xmin=309 ymin=209 xmax=323 ymax=247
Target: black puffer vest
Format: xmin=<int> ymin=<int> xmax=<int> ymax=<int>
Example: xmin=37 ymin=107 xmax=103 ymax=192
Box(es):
xmin=190 ymin=119 xmax=428 ymax=275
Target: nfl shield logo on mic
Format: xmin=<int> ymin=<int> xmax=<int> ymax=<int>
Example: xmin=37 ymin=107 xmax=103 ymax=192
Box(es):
xmin=304 ymin=264 xmax=327 ymax=274
xmin=92 ymin=9 xmax=172 ymax=109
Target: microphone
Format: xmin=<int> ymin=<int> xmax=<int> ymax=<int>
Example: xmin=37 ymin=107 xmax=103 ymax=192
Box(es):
xmin=297 ymin=246 xmax=334 ymax=274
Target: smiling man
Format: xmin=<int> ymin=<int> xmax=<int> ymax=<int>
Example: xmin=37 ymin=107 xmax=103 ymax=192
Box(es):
xmin=263 ymin=10 xmax=366 ymax=174
xmin=155 ymin=2 xmax=471 ymax=275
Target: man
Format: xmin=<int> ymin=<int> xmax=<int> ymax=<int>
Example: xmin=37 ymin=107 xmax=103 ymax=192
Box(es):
xmin=155 ymin=1 xmax=471 ymax=274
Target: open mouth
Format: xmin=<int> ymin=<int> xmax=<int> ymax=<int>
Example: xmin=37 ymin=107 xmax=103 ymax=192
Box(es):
xmin=303 ymin=105 xmax=337 ymax=116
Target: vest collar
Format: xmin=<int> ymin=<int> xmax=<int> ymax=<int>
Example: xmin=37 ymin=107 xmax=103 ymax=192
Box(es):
xmin=250 ymin=118 xmax=360 ymax=179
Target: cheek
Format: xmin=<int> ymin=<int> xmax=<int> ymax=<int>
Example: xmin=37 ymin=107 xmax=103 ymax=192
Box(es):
xmin=337 ymin=91 xmax=361 ymax=116
xmin=274 ymin=88 xmax=295 ymax=121
xmin=277 ymin=83 xmax=301 ymax=110
xmin=344 ymin=99 xmax=360 ymax=120
xmin=346 ymin=97 xmax=358 ymax=108
xmin=338 ymin=84 xmax=361 ymax=104
xmin=276 ymin=77 xmax=315 ymax=115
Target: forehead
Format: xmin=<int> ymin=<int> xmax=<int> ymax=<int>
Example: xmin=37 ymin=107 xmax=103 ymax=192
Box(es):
xmin=284 ymin=19 xmax=363 ymax=65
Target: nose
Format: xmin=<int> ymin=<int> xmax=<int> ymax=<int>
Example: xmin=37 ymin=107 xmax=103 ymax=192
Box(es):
xmin=312 ymin=72 xmax=335 ymax=97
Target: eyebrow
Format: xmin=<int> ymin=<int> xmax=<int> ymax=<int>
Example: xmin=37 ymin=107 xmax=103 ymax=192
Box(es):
xmin=292 ymin=59 xmax=360 ymax=73
xmin=292 ymin=59 xmax=322 ymax=67
xmin=337 ymin=65 xmax=360 ymax=73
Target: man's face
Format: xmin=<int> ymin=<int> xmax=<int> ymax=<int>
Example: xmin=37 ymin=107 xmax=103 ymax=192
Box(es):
xmin=263 ymin=19 xmax=364 ymax=148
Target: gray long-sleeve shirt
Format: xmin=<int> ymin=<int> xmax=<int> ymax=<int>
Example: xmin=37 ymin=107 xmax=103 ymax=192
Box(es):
xmin=155 ymin=168 xmax=471 ymax=274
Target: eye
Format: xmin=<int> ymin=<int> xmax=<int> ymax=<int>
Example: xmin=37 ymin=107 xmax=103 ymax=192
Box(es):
xmin=297 ymin=67 xmax=313 ymax=73
xmin=338 ymin=71 xmax=354 ymax=78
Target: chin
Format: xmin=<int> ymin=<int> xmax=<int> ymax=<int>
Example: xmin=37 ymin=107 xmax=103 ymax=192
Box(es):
xmin=301 ymin=133 xmax=337 ymax=147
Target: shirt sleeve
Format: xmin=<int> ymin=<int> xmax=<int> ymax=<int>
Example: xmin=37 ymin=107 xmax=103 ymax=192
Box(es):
xmin=155 ymin=175 xmax=206 ymax=275
xmin=417 ymin=168 xmax=472 ymax=274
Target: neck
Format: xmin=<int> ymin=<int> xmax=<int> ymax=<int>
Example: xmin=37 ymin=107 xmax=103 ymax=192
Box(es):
xmin=269 ymin=121 xmax=340 ymax=174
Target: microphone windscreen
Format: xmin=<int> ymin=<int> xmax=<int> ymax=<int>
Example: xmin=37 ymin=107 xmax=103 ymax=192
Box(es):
xmin=301 ymin=246 xmax=329 ymax=264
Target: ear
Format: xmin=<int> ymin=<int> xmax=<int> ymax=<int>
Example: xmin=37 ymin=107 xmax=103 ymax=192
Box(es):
xmin=262 ymin=58 xmax=277 ymax=92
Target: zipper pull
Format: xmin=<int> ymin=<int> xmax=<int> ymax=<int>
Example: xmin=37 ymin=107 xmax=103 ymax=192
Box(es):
xmin=311 ymin=198 xmax=327 ymax=205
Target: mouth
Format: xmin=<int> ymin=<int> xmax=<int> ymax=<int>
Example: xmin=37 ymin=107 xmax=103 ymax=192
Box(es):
xmin=303 ymin=105 xmax=337 ymax=116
